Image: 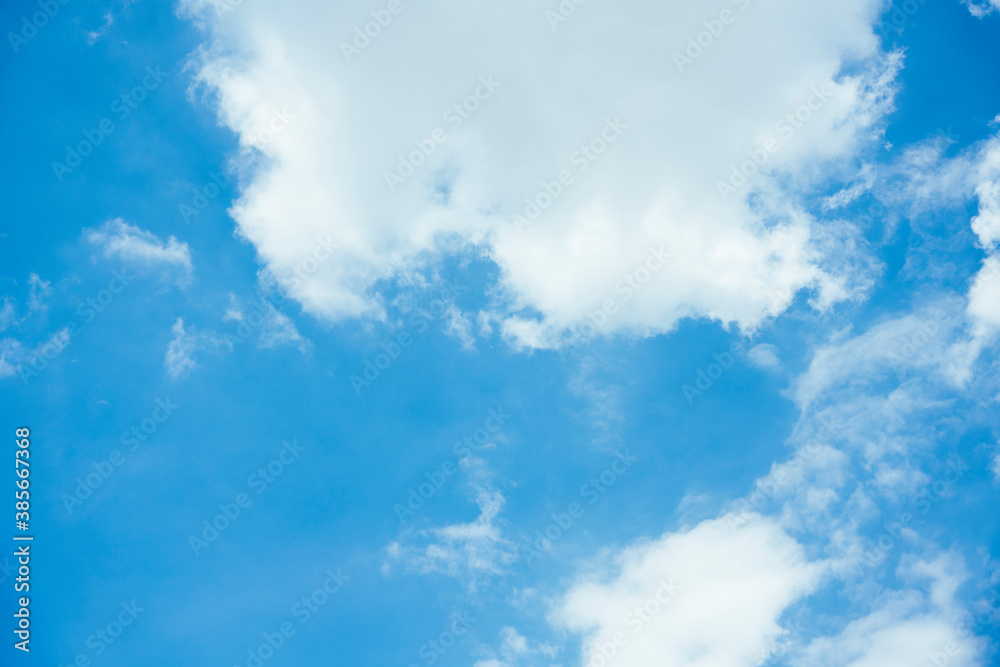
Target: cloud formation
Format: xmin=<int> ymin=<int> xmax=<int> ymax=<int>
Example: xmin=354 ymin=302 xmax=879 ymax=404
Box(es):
xmin=179 ymin=0 xmax=896 ymax=348
xmin=86 ymin=218 xmax=193 ymax=288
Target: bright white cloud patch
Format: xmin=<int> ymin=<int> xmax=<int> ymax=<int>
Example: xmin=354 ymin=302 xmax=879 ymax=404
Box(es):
xmin=554 ymin=515 xmax=822 ymax=667
xmin=180 ymin=0 xmax=895 ymax=347
xmin=86 ymin=218 xmax=194 ymax=288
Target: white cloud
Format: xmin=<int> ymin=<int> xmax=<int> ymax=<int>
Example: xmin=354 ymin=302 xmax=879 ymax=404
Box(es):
xmin=793 ymin=555 xmax=985 ymax=667
xmin=870 ymin=129 xmax=1000 ymax=380
xmin=475 ymin=626 xmax=559 ymax=667
xmin=747 ymin=343 xmax=781 ymax=369
xmin=384 ymin=461 xmax=517 ymax=587
xmin=971 ymin=180 xmax=1000 ymax=251
xmin=0 ymin=329 xmax=72 ymax=381
xmin=86 ymin=12 xmax=114 ymax=45
xmin=179 ymin=0 xmax=896 ymax=347
xmin=223 ymin=295 xmax=311 ymax=353
xmin=0 ymin=338 xmax=25 ymax=378
xmin=0 ymin=298 xmax=18 ymax=332
xmin=442 ymin=304 xmax=476 ymax=351
xmin=85 ymin=218 xmax=194 ymax=288
xmin=28 ymin=273 xmax=51 ymax=312
xmin=554 ymin=515 xmax=823 ymax=667
xmin=792 ymin=298 xmax=964 ymax=407
xmin=164 ymin=318 xmax=231 ymax=379
xmin=965 ymin=0 xmax=1000 ymax=17
xmin=165 ymin=318 xmax=199 ymax=379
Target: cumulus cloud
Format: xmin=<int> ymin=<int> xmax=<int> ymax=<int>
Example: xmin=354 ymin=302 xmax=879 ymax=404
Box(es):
xmin=554 ymin=516 xmax=822 ymax=667
xmin=179 ymin=0 xmax=896 ymax=348
xmin=85 ymin=218 xmax=194 ymax=288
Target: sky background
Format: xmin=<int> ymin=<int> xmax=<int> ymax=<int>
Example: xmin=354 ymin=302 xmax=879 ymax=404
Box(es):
xmin=2 ymin=0 xmax=1000 ymax=666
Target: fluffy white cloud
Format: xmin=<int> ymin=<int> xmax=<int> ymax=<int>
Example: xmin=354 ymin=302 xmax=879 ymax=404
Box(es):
xmin=179 ymin=0 xmax=896 ymax=347
xmin=554 ymin=515 xmax=823 ymax=667
xmin=86 ymin=218 xmax=193 ymax=288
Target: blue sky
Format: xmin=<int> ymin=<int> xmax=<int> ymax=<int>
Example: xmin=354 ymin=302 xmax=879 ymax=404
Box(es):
xmin=3 ymin=0 xmax=1000 ymax=665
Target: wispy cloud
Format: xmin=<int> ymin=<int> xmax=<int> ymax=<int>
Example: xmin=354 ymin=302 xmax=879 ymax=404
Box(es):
xmin=384 ymin=460 xmax=516 ymax=589
xmin=164 ymin=318 xmax=229 ymax=380
xmin=86 ymin=218 xmax=193 ymax=288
